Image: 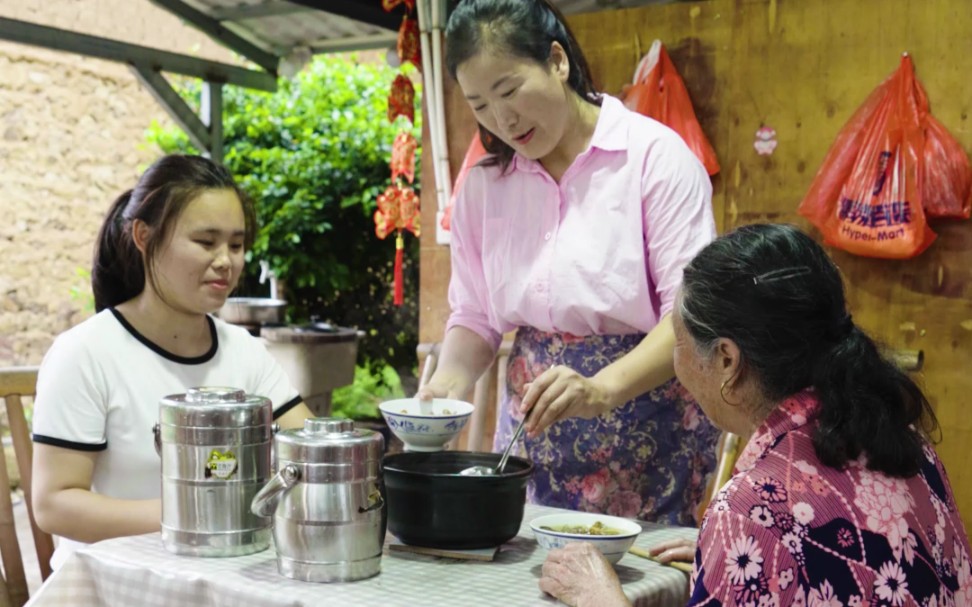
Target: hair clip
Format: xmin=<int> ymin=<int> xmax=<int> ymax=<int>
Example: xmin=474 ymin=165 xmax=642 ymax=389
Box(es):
xmin=752 ymin=266 xmax=813 ymax=286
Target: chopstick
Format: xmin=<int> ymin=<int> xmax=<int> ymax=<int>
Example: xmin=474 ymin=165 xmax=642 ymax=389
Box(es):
xmin=627 ymin=547 xmax=694 ymax=574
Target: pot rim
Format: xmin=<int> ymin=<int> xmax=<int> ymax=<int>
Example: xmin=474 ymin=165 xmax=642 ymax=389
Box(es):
xmin=383 ymin=450 xmax=534 ymax=479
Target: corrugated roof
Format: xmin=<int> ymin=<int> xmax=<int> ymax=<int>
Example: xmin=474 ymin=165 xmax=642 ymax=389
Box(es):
xmin=179 ymin=0 xmax=676 ymax=58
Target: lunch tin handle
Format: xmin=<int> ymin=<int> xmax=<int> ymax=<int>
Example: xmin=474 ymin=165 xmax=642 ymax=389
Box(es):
xmin=250 ymin=464 xmax=300 ymax=517
xmin=358 ymin=486 xmax=385 ymax=514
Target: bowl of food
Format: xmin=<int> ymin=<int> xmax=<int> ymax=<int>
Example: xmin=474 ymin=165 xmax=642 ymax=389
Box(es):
xmin=529 ymin=512 xmax=642 ymax=565
xmin=378 ymin=398 xmax=475 ymax=452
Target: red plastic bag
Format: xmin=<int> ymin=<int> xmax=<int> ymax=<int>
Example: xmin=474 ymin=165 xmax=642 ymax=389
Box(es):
xmin=922 ymin=115 xmax=972 ymax=219
xmin=620 ymin=40 xmax=720 ymax=176
xmin=798 ymin=55 xmax=937 ymax=259
xmin=440 ymin=133 xmax=488 ymax=232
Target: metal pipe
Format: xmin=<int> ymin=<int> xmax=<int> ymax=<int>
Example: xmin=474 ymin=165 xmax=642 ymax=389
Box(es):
xmin=888 ymin=349 xmax=924 ymax=373
xmin=416 ymin=0 xmax=448 ymax=221
xmin=430 ymin=0 xmax=453 ymax=205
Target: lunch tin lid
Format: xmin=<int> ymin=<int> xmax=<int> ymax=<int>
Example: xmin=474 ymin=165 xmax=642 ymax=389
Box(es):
xmin=159 ymin=386 xmax=273 ymax=427
xmin=275 ymin=418 xmax=384 ymax=464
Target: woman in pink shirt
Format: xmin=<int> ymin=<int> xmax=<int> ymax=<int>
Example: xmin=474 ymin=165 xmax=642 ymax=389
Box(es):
xmin=418 ymin=0 xmax=720 ymax=525
xmin=539 ymin=224 xmax=971 ymax=606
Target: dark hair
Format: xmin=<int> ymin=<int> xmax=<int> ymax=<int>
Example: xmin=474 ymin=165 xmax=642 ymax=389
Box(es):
xmin=92 ymin=154 xmax=256 ymax=312
xmin=679 ymin=223 xmax=937 ymax=478
xmin=445 ymin=0 xmax=601 ymax=172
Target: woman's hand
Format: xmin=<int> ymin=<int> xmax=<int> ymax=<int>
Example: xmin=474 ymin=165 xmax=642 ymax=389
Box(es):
xmin=647 ymin=538 xmax=696 ymax=564
xmin=539 ymin=542 xmax=630 ymax=607
xmin=415 ymin=374 xmax=465 ymax=402
xmin=415 ymin=327 xmax=496 ymax=402
xmin=520 ymin=365 xmax=612 ymax=438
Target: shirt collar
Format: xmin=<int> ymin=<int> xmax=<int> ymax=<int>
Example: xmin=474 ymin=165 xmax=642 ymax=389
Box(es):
xmin=588 ymin=95 xmax=629 ymax=152
xmin=510 ymin=94 xmax=629 ymax=173
xmin=734 ymin=390 xmax=821 ymax=473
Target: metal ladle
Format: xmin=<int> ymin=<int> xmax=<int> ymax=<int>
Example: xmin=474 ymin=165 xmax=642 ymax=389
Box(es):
xmin=459 ymin=412 xmax=528 ymax=477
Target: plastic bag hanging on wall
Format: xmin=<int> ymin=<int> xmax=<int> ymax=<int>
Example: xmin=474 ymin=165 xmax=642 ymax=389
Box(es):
xmin=439 ymin=133 xmax=488 ymax=233
xmin=922 ymin=114 xmax=972 ymax=219
xmin=620 ymin=40 xmax=720 ymax=176
xmin=798 ymin=54 xmax=937 ymax=259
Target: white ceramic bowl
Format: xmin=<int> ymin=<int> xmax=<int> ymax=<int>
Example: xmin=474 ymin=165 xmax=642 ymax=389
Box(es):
xmin=378 ymin=398 xmax=475 ymax=452
xmin=530 ymin=512 xmax=642 ymax=565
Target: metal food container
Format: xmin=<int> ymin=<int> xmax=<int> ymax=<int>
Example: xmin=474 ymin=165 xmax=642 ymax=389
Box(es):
xmin=251 ymin=418 xmax=385 ymax=582
xmin=218 ymin=297 xmax=287 ymax=325
xmin=155 ymin=386 xmax=274 ymax=557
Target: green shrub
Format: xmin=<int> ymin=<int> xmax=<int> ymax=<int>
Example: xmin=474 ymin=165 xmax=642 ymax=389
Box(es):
xmin=330 ymin=364 xmax=405 ymax=421
xmin=146 ymin=57 xmax=421 ymax=377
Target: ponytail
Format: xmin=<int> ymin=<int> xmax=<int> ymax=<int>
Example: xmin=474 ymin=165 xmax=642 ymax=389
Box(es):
xmin=811 ymin=326 xmax=936 ymax=477
xmin=91 ymin=190 xmax=143 ymax=312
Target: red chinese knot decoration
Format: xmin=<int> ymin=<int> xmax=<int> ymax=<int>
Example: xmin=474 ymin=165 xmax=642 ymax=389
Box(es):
xmin=398 ymin=15 xmax=421 ymax=70
xmin=382 ymin=0 xmax=414 ymax=11
xmin=374 ymin=185 xmax=420 ymax=305
xmin=391 ymin=132 xmax=417 ymax=184
xmin=376 ymin=0 xmax=421 ymax=306
xmin=388 ymin=74 xmax=415 ymax=124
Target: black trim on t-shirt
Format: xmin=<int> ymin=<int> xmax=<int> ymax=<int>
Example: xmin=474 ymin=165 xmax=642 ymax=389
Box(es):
xmin=109 ymin=308 xmax=218 ymax=365
xmin=32 ymin=434 xmax=108 ymax=452
xmin=273 ymin=395 xmax=303 ymax=420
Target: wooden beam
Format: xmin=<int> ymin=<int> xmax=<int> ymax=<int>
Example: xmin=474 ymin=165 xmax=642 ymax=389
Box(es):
xmin=309 ymin=33 xmax=398 ymax=54
xmin=0 ymin=17 xmax=277 ymax=92
xmin=130 ymin=65 xmax=212 ymax=153
xmin=147 ymin=0 xmax=279 ymax=74
xmin=201 ymin=82 xmax=224 ymax=164
xmin=286 ymin=0 xmax=401 ymax=32
xmin=208 ymin=1 xmax=311 ymax=21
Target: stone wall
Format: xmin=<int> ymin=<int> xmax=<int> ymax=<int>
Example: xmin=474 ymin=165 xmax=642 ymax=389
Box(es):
xmin=0 ymin=0 xmax=236 ymax=365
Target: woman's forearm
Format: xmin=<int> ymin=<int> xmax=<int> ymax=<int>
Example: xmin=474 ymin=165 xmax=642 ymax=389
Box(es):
xmin=594 ymin=314 xmax=677 ymax=409
xmin=427 ymin=325 xmax=497 ymax=399
xmin=36 ymin=489 xmax=161 ymax=543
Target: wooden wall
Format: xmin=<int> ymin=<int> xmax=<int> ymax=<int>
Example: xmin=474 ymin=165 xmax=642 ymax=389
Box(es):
xmin=418 ymin=0 xmax=972 ymax=528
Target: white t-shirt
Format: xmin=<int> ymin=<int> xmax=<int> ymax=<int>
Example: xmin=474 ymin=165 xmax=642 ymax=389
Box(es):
xmin=32 ymin=308 xmax=301 ymax=566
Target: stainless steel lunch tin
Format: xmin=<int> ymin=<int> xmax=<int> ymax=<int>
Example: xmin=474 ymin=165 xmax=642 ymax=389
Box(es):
xmin=251 ymin=418 xmax=385 ymax=582
xmin=156 ymin=386 xmax=273 ymax=557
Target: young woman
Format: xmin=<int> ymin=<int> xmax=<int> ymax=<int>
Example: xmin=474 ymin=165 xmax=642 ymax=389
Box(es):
xmin=31 ymin=154 xmax=313 ymax=568
xmin=539 ymin=224 xmax=972 ymax=606
xmin=417 ymin=0 xmax=720 ymax=525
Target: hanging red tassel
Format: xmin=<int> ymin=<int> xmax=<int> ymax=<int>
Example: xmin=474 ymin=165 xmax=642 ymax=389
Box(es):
xmin=393 ymin=231 xmax=405 ymax=306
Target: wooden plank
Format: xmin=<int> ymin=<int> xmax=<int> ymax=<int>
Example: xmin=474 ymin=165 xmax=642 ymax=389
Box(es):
xmin=0 ymin=370 xmax=37 ymax=401
xmin=5 ymin=395 xmax=54 ymax=582
xmin=722 ymin=0 xmax=972 ymax=529
xmin=0 ymin=442 xmax=26 ymax=607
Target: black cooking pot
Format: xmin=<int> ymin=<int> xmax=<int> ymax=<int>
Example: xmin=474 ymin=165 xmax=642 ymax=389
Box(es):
xmin=383 ymin=451 xmax=533 ymax=549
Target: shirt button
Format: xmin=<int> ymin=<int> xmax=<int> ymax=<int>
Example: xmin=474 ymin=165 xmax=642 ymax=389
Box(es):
xmin=544 ymin=232 xmax=552 ymax=241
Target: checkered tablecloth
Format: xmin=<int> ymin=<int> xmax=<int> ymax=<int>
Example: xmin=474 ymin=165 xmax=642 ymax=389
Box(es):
xmin=26 ymin=504 xmax=696 ymax=607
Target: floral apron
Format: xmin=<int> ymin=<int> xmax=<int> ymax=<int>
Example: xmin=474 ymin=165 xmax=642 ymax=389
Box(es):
xmin=494 ymin=327 xmax=720 ymax=527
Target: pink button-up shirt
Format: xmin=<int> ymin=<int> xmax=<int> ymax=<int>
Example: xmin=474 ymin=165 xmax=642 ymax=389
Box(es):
xmin=446 ymin=95 xmax=715 ymax=352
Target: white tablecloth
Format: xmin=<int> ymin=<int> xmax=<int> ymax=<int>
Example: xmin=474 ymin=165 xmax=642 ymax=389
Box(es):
xmin=27 ymin=504 xmax=696 ymax=607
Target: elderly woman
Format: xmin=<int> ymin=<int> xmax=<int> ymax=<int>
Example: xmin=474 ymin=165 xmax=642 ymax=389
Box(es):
xmin=539 ymin=224 xmax=972 ymax=606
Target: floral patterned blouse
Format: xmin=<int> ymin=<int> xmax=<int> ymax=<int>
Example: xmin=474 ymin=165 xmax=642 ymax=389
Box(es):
xmin=689 ymin=391 xmax=972 ymax=606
